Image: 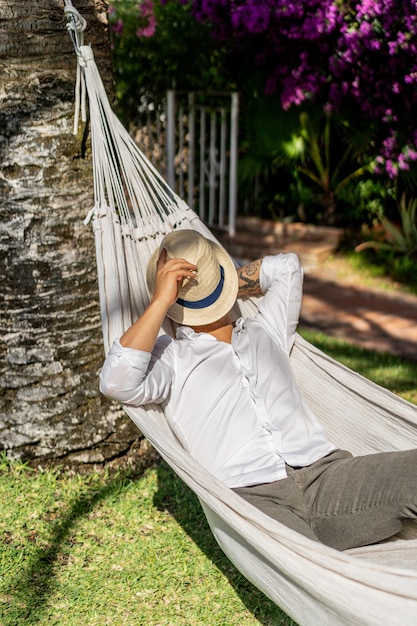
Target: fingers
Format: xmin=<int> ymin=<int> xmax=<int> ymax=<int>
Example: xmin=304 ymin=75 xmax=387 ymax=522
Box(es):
xmin=157 ymin=250 xmax=197 ymax=279
xmin=152 ymin=252 xmax=197 ymax=306
xmin=165 ymin=260 xmax=197 ymax=285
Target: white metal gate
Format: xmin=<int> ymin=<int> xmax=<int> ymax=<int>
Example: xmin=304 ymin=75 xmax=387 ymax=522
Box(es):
xmin=132 ymin=90 xmax=239 ymax=237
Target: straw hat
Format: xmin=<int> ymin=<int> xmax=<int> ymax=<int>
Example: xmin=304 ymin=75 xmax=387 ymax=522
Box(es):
xmin=146 ymin=230 xmax=238 ymax=326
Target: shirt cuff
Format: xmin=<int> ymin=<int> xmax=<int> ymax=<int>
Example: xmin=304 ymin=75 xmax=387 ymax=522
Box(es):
xmin=107 ymin=339 xmax=152 ymax=371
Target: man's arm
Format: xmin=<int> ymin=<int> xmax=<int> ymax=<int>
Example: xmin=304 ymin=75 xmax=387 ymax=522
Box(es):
xmin=238 ymin=253 xmax=303 ymax=352
xmin=120 ymin=248 xmax=197 ymax=352
xmin=256 ymin=253 xmax=303 ymax=352
xmin=237 ymin=259 xmax=263 ymax=298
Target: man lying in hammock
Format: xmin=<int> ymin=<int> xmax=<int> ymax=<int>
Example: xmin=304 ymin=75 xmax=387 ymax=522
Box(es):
xmin=100 ymin=229 xmax=417 ymax=551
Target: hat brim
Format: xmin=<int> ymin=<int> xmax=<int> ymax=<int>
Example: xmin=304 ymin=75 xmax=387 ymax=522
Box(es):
xmin=146 ymin=234 xmax=238 ymax=326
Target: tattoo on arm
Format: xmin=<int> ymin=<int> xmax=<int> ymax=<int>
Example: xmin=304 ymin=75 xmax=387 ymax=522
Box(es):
xmin=237 ymin=260 xmax=261 ymax=297
xmin=245 ymin=260 xmax=259 ymax=277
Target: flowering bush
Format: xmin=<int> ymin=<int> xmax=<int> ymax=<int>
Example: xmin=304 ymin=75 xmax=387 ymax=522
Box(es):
xmin=109 ymin=1 xmax=156 ymax=39
xmin=107 ymin=0 xmax=417 ymax=229
xmin=191 ymin=0 xmax=417 ymax=179
xmin=136 ymin=0 xmax=157 ymax=37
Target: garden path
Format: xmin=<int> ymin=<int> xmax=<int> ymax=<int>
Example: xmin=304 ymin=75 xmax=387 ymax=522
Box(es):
xmin=301 ymin=260 xmax=417 ymax=362
xmin=215 ymin=221 xmax=417 ymax=362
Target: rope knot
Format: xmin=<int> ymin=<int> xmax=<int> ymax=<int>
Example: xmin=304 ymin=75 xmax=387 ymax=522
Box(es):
xmin=64 ymin=1 xmax=87 ymax=55
xmin=64 ymin=2 xmax=87 ymax=36
xmin=79 ymin=45 xmax=94 ymax=66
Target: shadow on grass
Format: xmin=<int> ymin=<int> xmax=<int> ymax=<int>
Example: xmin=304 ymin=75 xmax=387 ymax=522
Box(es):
xmin=3 ymin=465 xmax=149 ymax=626
xmin=153 ymin=460 xmax=296 ymax=626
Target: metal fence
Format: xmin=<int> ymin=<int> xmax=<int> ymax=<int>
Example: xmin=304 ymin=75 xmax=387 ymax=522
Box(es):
xmin=132 ymin=90 xmax=239 ymax=237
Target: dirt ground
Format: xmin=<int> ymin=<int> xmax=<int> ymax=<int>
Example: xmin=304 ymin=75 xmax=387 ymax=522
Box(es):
xmin=300 ymin=256 xmax=417 ymax=362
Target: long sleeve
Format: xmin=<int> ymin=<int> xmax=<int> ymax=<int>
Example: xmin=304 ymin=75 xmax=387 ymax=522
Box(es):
xmin=99 ymin=336 xmax=174 ymax=406
xmin=258 ymin=253 xmax=303 ymax=353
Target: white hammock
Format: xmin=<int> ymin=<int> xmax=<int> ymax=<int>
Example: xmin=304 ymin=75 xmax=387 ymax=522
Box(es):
xmin=65 ymin=5 xmax=417 ymax=624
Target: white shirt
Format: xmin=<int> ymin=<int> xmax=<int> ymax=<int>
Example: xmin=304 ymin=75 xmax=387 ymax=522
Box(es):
xmin=100 ymin=253 xmax=335 ymax=488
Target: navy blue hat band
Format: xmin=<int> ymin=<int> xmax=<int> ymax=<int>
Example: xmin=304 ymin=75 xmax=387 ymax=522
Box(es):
xmin=176 ymin=266 xmax=225 ymax=310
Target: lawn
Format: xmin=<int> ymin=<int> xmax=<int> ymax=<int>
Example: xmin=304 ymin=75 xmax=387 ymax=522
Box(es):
xmin=1 ymin=332 xmax=417 ymax=626
xmin=0 ymin=458 xmax=294 ymax=626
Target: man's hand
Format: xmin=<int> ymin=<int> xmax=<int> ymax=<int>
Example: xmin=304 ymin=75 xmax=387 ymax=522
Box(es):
xmin=152 ymin=248 xmax=198 ymax=309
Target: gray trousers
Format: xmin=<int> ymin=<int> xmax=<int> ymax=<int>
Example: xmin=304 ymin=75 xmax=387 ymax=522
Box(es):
xmin=233 ymin=449 xmax=417 ymax=551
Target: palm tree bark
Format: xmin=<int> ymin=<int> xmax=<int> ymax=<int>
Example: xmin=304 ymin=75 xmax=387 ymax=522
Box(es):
xmin=0 ymin=0 xmax=148 ymax=468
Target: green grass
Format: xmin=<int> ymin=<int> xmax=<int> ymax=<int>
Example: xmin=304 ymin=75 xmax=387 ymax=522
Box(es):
xmin=0 ymin=457 xmax=294 ymax=626
xmin=1 ymin=332 xmax=416 ymax=626
xmin=339 ymin=249 xmax=417 ymax=295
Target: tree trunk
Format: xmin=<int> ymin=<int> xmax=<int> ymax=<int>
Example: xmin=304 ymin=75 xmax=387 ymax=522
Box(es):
xmin=0 ymin=0 xmax=150 ymax=469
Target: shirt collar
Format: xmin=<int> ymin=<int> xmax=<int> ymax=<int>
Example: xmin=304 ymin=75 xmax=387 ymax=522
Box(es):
xmin=176 ymin=318 xmax=246 ymax=342
xmin=176 ymin=326 xmax=218 ymax=341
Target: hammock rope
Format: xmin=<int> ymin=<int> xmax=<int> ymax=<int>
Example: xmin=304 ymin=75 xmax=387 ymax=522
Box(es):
xmin=64 ymin=0 xmax=88 ymax=134
xmin=64 ymin=4 xmax=417 ymax=624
